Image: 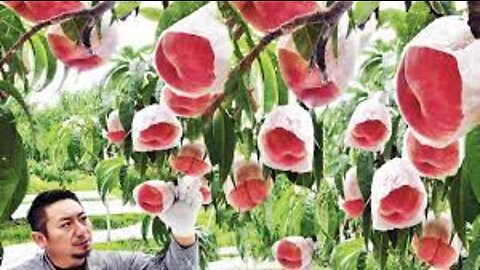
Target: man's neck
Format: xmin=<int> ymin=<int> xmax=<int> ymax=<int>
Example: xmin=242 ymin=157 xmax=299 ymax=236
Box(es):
xmin=52 ymin=263 xmax=86 ymax=270
xmin=45 ymin=252 xmax=86 ymax=270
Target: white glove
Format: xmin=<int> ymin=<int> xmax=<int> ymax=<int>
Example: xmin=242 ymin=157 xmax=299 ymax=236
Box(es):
xmin=158 ymin=176 xmax=203 ymax=237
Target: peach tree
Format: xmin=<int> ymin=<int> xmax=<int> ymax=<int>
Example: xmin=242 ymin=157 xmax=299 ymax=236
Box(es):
xmin=1 ymin=1 xmax=480 ymax=269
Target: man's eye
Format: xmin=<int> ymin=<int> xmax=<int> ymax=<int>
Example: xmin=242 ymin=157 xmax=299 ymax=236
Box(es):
xmin=61 ymin=222 xmax=71 ymax=228
xmin=80 ymin=216 xmax=88 ymax=223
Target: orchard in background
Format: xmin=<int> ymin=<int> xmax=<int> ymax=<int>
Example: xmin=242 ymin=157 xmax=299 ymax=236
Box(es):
xmin=1 ymin=1 xmax=480 ymax=269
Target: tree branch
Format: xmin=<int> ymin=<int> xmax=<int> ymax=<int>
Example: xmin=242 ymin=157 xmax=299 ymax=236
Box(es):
xmin=234 ymin=1 xmax=353 ymax=76
xmin=468 ymin=1 xmax=480 ymax=38
xmin=162 ymin=1 xmax=169 ymax=9
xmin=405 ymin=1 xmax=412 ymax=12
xmin=0 ymin=1 xmax=116 ymax=67
xmin=424 ymin=1 xmax=442 ymax=18
xmin=202 ymin=1 xmax=353 ymax=119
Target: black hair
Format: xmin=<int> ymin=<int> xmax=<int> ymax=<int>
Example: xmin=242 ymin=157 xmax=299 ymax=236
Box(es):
xmin=27 ymin=189 xmax=81 ymax=235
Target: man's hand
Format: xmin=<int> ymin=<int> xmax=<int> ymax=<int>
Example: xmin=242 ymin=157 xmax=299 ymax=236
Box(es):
xmin=159 ymin=176 xmax=203 ymax=247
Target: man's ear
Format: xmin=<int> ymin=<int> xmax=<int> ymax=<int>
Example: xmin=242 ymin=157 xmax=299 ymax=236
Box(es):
xmin=32 ymin=231 xmax=48 ymax=249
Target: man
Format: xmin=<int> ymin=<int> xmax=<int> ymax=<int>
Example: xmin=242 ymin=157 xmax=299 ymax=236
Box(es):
xmin=11 ymin=179 xmax=202 ymax=270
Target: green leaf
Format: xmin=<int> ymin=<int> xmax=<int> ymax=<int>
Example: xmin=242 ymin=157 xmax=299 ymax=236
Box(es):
xmin=448 ymin=167 xmax=480 ymax=247
xmin=114 ymin=1 xmax=140 ymax=19
xmin=394 ymin=229 xmax=410 ymax=259
xmin=467 ymin=127 xmax=480 ymax=204
xmin=405 ymin=1 xmax=435 ymax=41
xmin=0 ymin=7 xmax=26 ymax=48
xmin=331 ymin=25 xmax=339 ymax=59
xmin=383 ymin=115 xmax=400 ymax=160
xmin=156 ymin=1 xmax=209 ymax=37
xmin=300 ymin=194 xmax=317 ymax=237
xmin=431 ymin=180 xmax=446 ymax=216
xmin=213 ymin=109 xmax=236 ymax=183
xmin=352 ymin=1 xmax=379 ymax=26
xmin=312 ymin=111 xmax=323 ymax=188
xmin=238 ymin=128 xmax=255 ymax=160
xmin=140 ymin=78 xmax=158 ymax=106
xmin=292 ymin=24 xmax=323 ymax=61
xmin=379 ymin=9 xmax=408 ymax=42
xmin=356 ymin=250 xmax=368 ymax=270
xmin=231 ymin=74 xmax=255 ymax=123
xmin=326 ymin=187 xmax=341 ymax=241
xmin=448 ymin=173 xmax=466 ymax=245
xmin=0 ymin=7 xmax=27 ymax=76
xmin=132 ymin=153 xmax=148 ymax=180
xmin=0 ymin=81 xmax=33 ymax=130
xmin=362 ymin=205 xmax=372 ymax=250
xmin=220 ymin=1 xmax=255 ymax=49
xmin=139 ymin=7 xmax=162 ymax=21
xmin=331 ymin=238 xmax=366 ymax=270
xmin=335 ymin=172 xmax=345 ymax=199
xmin=203 ymin=117 xmax=219 ymax=166
xmin=118 ymin=97 xmax=135 ymax=132
xmin=152 ymin=216 xmax=170 ymax=245
xmin=61 ymin=17 xmax=87 ymax=43
xmin=117 ymin=165 xmax=130 ymax=203
xmin=259 ymin=52 xmax=278 ymax=114
xmin=40 ymin=35 xmax=58 ymax=89
xmin=0 ymin=106 xmax=29 ymax=221
xmin=141 ymin=215 xmax=151 ymax=241
xmin=230 ymin=32 xmax=244 ymax=60
xmin=269 ymin=53 xmax=289 ymax=106
xmin=103 ymin=65 xmax=129 ymax=91
xmin=98 ymin=109 xmax=109 ymax=131
xmin=466 ymin=217 xmax=480 ymax=269
xmin=184 ymin=118 xmax=204 ymax=141
xmin=287 ymin=172 xmax=315 ymax=188
xmin=372 ymin=232 xmax=389 ymax=269
xmin=67 ymin=133 xmax=81 ymax=165
xmin=464 ymin=237 xmax=480 ymax=270
xmin=95 ymin=157 xmax=126 ymax=202
xmin=434 ymin=1 xmax=458 ymax=15
xmin=30 ymin=34 xmax=48 ymax=87
xmin=357 ymin=152 xmax=374 ymax=200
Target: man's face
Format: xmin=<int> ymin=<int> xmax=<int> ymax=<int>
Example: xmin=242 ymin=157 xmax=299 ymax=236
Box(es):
xmin=35 ymin=199 xmax=93 ymax=266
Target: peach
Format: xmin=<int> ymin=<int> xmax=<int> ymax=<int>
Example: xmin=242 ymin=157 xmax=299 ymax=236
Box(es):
xmin=339 ymin=167 xmax=365 ymax=219
xmin=231 ymin=1 xmax=318 ymax=33
xmin=105 ymin=110 xmax=127 ymax=144
xmin=223 ymin=159 xmax=272 ymax=212
xmin=258 ymin=105 xmax=314 ymax=173
xmin=46 ymin=23 xmax=118 ymax=71
xmin=154 ymin=3 xmax=232 ymax=98
xmin=277 ymin=16 xmax=359 ymax=108
xmin=272 ymin=236 xmax=315 ymax=269
xmin=169 ymin=143 xmax=211 ymax=177
xmin=396 ymin=16 xmax=480 ymax=148
xmin=403 ymin=128 xmax=463 ymax=179
xmin=344 ymin=95 xmax=391 ymax=152
xmin=4 ymin=1 xmax=84 ymax=23
xmin=412 ymin=213 xmax=461 ymax=269
xmin=131 ymin=105 xmax=182 ymax=152
xmin=161 ymin=86 xmax=217 ymax=118
xmin=133 ymin=180 xmax=175 ymax=215
xmin=371 ymin=158 xmax=427 ymax=231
